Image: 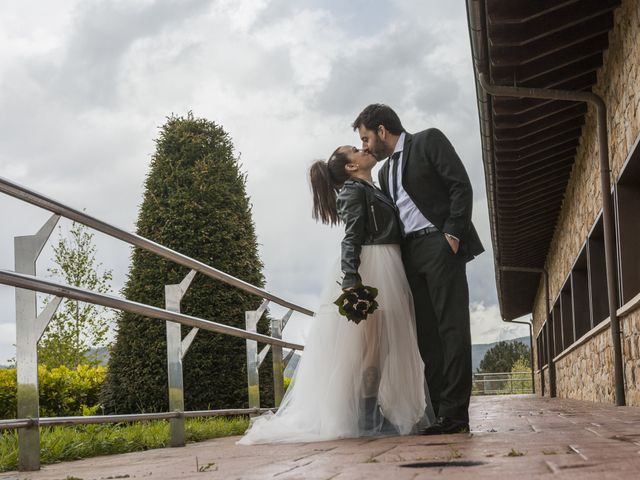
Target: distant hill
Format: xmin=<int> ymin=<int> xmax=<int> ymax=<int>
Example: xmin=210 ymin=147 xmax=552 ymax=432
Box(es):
xmin=472 ymin=336 xmax=531 ymax=373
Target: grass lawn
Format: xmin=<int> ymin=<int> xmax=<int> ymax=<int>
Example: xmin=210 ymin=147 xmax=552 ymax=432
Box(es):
xmin=0 ymin=416 xmax=249 ymax=472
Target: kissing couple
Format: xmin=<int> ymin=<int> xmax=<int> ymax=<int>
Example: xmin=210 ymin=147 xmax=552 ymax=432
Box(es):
xmin=239 ymin=104 xmax=484 ymax=444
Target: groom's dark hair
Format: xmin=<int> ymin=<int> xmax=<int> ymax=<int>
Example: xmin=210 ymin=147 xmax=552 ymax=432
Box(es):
xmin=352 ymin=104 xmax=405 ymax=135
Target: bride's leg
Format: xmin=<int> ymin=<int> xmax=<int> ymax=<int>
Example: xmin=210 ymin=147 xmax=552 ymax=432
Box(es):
xmin=361 ymin=313 xmax=380 ymax=391
xmin=359 ymin=311 xmax=387 ymax=431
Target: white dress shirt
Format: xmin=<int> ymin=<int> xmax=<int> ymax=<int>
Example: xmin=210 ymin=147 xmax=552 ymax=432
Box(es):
xmin=387 ymin=132 xmax=435 ymax=234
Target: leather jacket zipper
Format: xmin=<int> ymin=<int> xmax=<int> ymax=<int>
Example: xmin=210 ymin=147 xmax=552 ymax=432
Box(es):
xmin=370 ymin=204 xmax=379 ymax=233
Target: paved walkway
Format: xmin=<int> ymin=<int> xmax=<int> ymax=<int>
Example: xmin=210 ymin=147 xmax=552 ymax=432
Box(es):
xmin=3 ymin=395 xmax=640 ymax=479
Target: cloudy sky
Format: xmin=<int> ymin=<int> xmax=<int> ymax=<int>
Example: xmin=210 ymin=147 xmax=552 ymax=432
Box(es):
xmin=0 ymin=0 xmax=530 ymax=364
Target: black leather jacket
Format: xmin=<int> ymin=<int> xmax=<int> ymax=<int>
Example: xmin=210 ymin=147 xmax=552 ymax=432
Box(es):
xmin=336 ymin=178 xmax=402 ymax=289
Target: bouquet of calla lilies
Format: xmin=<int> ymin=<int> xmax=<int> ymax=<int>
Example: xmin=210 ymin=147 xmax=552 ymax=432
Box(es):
xmin=334 ymin=284 xmax=379 ymax=324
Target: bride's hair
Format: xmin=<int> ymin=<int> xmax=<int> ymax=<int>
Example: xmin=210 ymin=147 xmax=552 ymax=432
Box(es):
xmin=309 ymin=147 xmax=351 ymax=225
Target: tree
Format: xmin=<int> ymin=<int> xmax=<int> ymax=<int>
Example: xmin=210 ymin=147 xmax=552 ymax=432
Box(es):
xmin=510 ymin=356 xmax=533 ymax=393
xmin=101 ymin=113 xmax=273 ymax=413
xmin=38 ymin=222 xmax=113 ymax=369
xmin=511 ymin=356 xmax=531 ymax=373
xmin=478 ymin=341 xmax=530 ymax=373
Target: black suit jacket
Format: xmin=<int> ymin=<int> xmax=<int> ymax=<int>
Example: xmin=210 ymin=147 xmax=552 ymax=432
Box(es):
xmin=378 ymin=128 xmax=484 ymax=259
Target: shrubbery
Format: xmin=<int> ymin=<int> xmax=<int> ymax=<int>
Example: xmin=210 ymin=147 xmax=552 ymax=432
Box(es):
xmin=0 ymin=365 xmax=106 ymax=419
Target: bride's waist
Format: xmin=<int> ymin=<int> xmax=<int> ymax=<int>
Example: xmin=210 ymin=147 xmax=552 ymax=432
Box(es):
xmin=361 ymin=243 xmax=400 ymax=250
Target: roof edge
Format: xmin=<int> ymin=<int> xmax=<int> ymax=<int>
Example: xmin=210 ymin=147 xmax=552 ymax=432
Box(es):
xmin=465 ymin=0 xmax=512 ymax=320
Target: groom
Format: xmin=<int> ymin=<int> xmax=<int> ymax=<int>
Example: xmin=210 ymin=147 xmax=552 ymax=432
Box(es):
xmin=352 ymin=104 xmax=484 ymax=434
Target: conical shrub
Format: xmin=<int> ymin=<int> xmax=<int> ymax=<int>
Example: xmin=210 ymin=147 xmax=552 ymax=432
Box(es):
xmin=102 ymin=113 xmax=274 ymax=412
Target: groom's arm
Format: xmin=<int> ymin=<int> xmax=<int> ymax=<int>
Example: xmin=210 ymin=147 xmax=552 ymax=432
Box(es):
xmin=336 ymin=183 xmax=367 ymax=290
xmin=422 ymin=128 xmax=473 ymax=240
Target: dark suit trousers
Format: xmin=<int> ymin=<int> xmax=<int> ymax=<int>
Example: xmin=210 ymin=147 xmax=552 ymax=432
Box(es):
xmin=402 ymin=232 xmax=471 ymax=423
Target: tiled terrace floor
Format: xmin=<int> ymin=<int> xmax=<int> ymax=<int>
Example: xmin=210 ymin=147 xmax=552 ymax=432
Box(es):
xmin=3 ymin=394 xmax=640 ymax=479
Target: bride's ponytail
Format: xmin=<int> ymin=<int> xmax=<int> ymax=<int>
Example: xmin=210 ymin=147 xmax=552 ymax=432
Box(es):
xmin=310 ymin=160 xmax=339 ymax=225
xmin=309 ymin=147 xmax=351 ymax=225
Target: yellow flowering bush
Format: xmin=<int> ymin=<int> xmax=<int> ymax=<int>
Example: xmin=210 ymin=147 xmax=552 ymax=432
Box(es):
xmin=0 ymin=364 xmax=106 ymax=419
xmin=0 ymin=368 xmax=16 ymax=419
xmin=284 ymin=377 xmax=292 ymax=391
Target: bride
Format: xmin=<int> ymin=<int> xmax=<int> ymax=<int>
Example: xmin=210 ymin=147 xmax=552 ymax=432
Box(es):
xmin=238 ymin=145 xmax=432 ymax=444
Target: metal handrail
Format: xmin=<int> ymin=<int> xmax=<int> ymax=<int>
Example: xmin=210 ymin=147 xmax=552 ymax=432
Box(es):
xmin=0 ymin=270 xmax=305 ymax=351
xmin=0 ymin=408 xmax=276 ymax=430
xmin=0 ymin=176 xmax=314 ymax=316
xmin=472 ymin=371 xmax=533 ymax=395
xmin=0 ymin=175 xmax=312 ymax=471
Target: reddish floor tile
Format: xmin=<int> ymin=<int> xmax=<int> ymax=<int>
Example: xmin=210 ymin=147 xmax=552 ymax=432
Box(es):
xmin=2 ymin=395 xmax=640 ymax=479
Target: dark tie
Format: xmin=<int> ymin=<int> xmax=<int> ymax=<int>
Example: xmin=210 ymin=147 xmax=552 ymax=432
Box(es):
xmin=390 ymin=152 xmax=401 ymax=202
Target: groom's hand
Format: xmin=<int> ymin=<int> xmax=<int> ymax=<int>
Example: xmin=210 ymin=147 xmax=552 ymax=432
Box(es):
xmin=445 ymin=233 xmax=459 ymax=254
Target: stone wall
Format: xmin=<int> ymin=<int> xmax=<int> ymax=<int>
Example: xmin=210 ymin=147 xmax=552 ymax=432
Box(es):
xmin=554 ymin=328 xmax=615 ymax=403
xmin=534 ymin=372 xmax=542 ymax=396
xmin=532 ymin=0 xmax=640 ymax=404
xmin=622 ymin=308 xmax=640 ymax=405
xmin=549 ymin=307 xmax=640 ymax=404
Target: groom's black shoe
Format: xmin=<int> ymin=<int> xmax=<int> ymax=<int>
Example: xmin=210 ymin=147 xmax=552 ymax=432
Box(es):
xmin=419 ymin=416 xmax=469 ymax=435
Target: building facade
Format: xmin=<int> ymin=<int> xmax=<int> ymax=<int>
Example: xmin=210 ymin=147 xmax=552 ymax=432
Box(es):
xmin=532 ymin=0 xmax=640 ymax=404
xmin=468 ymin=0 xmax=640 ymax=405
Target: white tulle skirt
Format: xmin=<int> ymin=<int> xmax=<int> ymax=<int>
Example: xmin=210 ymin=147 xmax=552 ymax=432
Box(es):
xmin=238 ymin=244 xmax=431 ymax=445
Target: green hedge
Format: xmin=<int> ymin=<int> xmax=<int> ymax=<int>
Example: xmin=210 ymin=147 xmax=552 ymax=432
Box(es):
xmin=0 ymin=365 xmax=106 ymax=419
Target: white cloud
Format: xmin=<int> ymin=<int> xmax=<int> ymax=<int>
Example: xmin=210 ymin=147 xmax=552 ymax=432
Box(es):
xmin=213 ymin=0 xmax=270 ymax=32
xmin=470 ymin=302 xmax=531 ymax=345
xmin=0 ymin=318 xmax=16 ymax=364
xmin=0 ymin=0 xmax=506 ymax=363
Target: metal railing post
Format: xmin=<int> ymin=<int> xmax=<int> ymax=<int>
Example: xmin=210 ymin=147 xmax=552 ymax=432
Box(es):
xmin=245 ymin=311 xmax=260 ymax=411
xmin=165 ymin=269 xmax=197 ymax=448
xmin=15 ymin=214 xmax=61 ymax=471
xmin=271 ymin=317 xmax=284 ymax=407
xmin=245 ymin=300 xmax=269 ymax=413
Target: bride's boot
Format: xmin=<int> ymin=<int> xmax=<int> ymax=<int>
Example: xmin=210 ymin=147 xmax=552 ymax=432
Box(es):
xmin=360 ymin=396 xmax=382 ymax=431
xmin=359 ymin=366 xmax=383 ymax=433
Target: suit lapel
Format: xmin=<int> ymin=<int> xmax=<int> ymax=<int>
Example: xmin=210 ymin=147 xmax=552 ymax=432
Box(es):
xmin=401 ymin=133 xmax=413 ymax=179
xmin=378 ymin=160 xmax=390 ymax=196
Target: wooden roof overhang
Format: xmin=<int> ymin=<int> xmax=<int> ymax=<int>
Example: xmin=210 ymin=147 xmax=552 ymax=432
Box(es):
xmin=466 ymin=0 xmax=621 ymax=320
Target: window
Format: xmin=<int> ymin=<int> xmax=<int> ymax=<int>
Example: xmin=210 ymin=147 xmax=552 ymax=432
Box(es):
xmin=560 ymin=282 xmax=573 ymax=348
xmin=587 ymin=215 xmax=609 ymax=326
xmin=571 ymin=246 xmax=590 ymax=339
xmin=536 ymin=333 xmax=544 ymax=369
xmin=540 ymin=323 xmax=548 ymax=367
xmin=615 ymin=139 xmax=640 ymax=304
xmin=552 ymin=300 xmax=562 ymax=357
